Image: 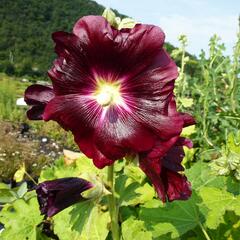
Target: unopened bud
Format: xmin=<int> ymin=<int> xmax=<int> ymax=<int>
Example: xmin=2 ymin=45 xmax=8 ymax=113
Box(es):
xmin=80 ymin=173 xmax=110 ymax=199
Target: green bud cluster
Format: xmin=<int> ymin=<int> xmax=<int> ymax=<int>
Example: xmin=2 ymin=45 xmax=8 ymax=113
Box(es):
xmin=210 ymin=132 xmax=240 ymax=180
xmin=102 ymin=8 xmax=137 ymax=30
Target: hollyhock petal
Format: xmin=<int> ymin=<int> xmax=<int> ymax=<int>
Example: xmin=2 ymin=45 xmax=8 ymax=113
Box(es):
xmin=181 ymin=113 xmax=196 ymax=127
xmin=49 ymin=32 xmax=96 ymax=96
xmin=162 ymin=137 xmax=193 ymax=172
xmin=42 ymin=94 xmax=99 ymax=130
xmin=27 ymin=105 xmax=46 ymax=120
xmin=24 ymin=84 xmax=54 ymax=120
xmin=35 ymin=177 xmax=93 ymax=217
xmin=162 ymin=169 xmax=192 ymax=201
xmin=143 ymin=97 xmax=185 ymax=159
xmin=125 ymin=59 xmax=183 ymax=139
xmin=94 ymin=109 xmax=156 ymax=159
xmin=24 ymin=84 xmax=54 ymax=105
xmin=147 ymin=136 xmax=179 ymax=159
xmin=73 ymin=16 xmax=165 ymax=75
xmin=124 ymin=50 xmax=177 ymax=97
xmin=49 ymin=16 xmax=166 ymax=97
xmin=140 ymin=136 xmax=192 ymax=202
xmin=74 ymin=133 xmax=115 ymax=169
xmin=139 ymin=157 xmax=166 ymax=202
xmin=43 ymin=95 xmax=156 ymax=166
xmin=175 ymin=137 xmax=193 ymax=148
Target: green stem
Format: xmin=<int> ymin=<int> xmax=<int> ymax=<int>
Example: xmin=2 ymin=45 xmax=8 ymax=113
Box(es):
xmin=199 ymin=222 xmax=211 ymax=240
xmin=107 ymin=165 xmax=120 ymax=240
xmin=24 ymin=170 xmax=37 ymax=185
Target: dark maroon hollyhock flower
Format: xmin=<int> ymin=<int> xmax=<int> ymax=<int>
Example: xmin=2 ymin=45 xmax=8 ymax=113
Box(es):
xmin=24 ymin=16 xmax=195 ymax=170
xmin=139 ymin=137 xmax=193 ymax=202
xmin=35 ymin=177 xmax=93 ymax=217
xmin=24 ymin=84 xmax=54 ymax=120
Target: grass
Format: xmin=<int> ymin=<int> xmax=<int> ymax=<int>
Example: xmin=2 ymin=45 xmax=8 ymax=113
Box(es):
xmin=0 ymin=74 xmax=28 ymax=122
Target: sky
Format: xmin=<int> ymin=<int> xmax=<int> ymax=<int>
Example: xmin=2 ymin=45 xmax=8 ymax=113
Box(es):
xmin=96 ymin=0 xmax=240 ymax=56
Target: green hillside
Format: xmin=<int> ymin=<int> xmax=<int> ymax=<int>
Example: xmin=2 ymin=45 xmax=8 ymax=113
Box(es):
xmin=0 ymin=0 xmax=108 ymax=78
xmin=0 ymin=0 xmax=189 ymax=79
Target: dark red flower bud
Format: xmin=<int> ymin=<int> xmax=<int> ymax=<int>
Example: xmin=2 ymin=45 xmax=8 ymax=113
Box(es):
xmin=35 ymin=177 xmax=93 ymax=217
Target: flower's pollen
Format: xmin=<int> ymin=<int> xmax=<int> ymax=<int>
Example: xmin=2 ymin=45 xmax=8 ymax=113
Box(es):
xmin=94 ymin=79 xmax=122 ymax=107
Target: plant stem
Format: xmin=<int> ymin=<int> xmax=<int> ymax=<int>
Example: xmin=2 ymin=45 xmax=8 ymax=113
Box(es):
xmin=107 ymin=165 xmax=120 ymax=240
xmin=24 ymin=170 xmax=37 ymax=185
xmin=199 ymin=222 xmax=211 ymax=240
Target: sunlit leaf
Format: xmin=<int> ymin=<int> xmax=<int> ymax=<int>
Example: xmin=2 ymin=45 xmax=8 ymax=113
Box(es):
xmin=0 ymin=198 xmax=44 ymax=240
xmin=185 ymin=161 xmax=225 ymax=190
xmin=13 ymin=163 xmax=25 ymax=182
xmin=69 ymin=201 xmax=110 ymax=240
xmin=122 ymin=217 xmax=152 ymax=240
xmin=139 ymin=192 xmax=203 ymax=238
xmin=199 ymin=187 xmax=240 ymax=229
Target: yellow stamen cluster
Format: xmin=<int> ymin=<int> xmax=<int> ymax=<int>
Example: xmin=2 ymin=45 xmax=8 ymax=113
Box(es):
xmin=94 ymin=79 xmax=122 ymax=107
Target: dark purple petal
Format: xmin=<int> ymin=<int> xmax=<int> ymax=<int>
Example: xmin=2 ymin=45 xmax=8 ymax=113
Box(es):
xmin=48 ymin=16 xmax=165 ymax=97
xmin=74 ymin=132 xmax=115 ymax=169
xmin=161 ymin=169 xmax=191 ymax=201
xmin=181 ymin=113 xmax=196 ymax=127
xmin=27 ymin=105 xmax=46 ymax=120
xmin=24 ymin=84 xmax=54 ymax=105
xmin=162 ymin=137 xmax=193 ymax=172
xmin=146 ymin=136 xmax=179 ymax=159
xmin=175 ymin=137 xmax=193 ymax=148
xmin=139 ymin=157 xmax=166 ymax=201
xmin=43 ymin=95 xmax=157 ymax=168
xmin=36 ymin=177 xmax=93 ymax=217
xmin=24 ymin=84 xmax=54 ymax=120
xmin=48 ymin=33 xmax=96 ymax=96
xmin=140 ymin=137 xmax=192 ymax=202
xmin=72 ymin=16 xmax=165 ymax=77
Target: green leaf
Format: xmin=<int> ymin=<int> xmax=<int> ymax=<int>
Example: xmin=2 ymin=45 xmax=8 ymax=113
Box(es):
xmin=182 ymin=146 xmax=195 ymax=165
xmin=0 ymin=198 xmax=44 ymax=240
xmin=186 ymin=161 xmax=225 ymax=190
xmin=0 ymin=182 xmax=10 ymax=189
xmin=0 ymin=189 xmax=17 ymax=203
xmin=40 ymin=155 xmax=105 ymax=182
xmin=180 ymin=97 xmax=194 ymax=108
xmin=16 ymin=182 xmax=28 ymax=198
xmin=70 ymin=201 xmax=95 ymax=233
xmin=124 ymin=164 xmax=146 ymax=183
xmin=0 ymin=182 xmax=28 ymax=203
xmin=118 ymin=18 xmax=136 ymax=29
xmin=122 ymin=218 xmax=152 ymax=240
xmin=227 ymin=131 xmax=240 ymax=154
xmin=81 ymin=206 xmax=109 ymax=240
xmin=69 ymin=201 xmax=110 ymax=240
xmin=139 ymin=193 xmax=203 ymax=239
xmin=119 ymin=206 xmax=138 ymax=222
xmin=53 ymin=207 xmax=81 ymax=240
xmin=13 ymin=164 xmax=25 ymax=182
xmin=114 ymin=159 xmax=125 ymax=172
xmin=126 ymin=183 xmax=155 ymax=206
xmin=116 ymin=176 xmax=154 ymax=207
xmin=199 ymin=187 xmax=240 ymax=229
xmin=102 ymin=8 xmax=117 ymax=28
xmin=226 ymin=177 xmax=240 ymax=195
xmin=208 ymin=211 xmax=240 ymax=240
xmin=181 ymin=125 xmax=196 ymax=137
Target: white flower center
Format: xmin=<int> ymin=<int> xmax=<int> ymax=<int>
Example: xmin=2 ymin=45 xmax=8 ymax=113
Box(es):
xmin=94 ymin=80 xmax=122 ymax=107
